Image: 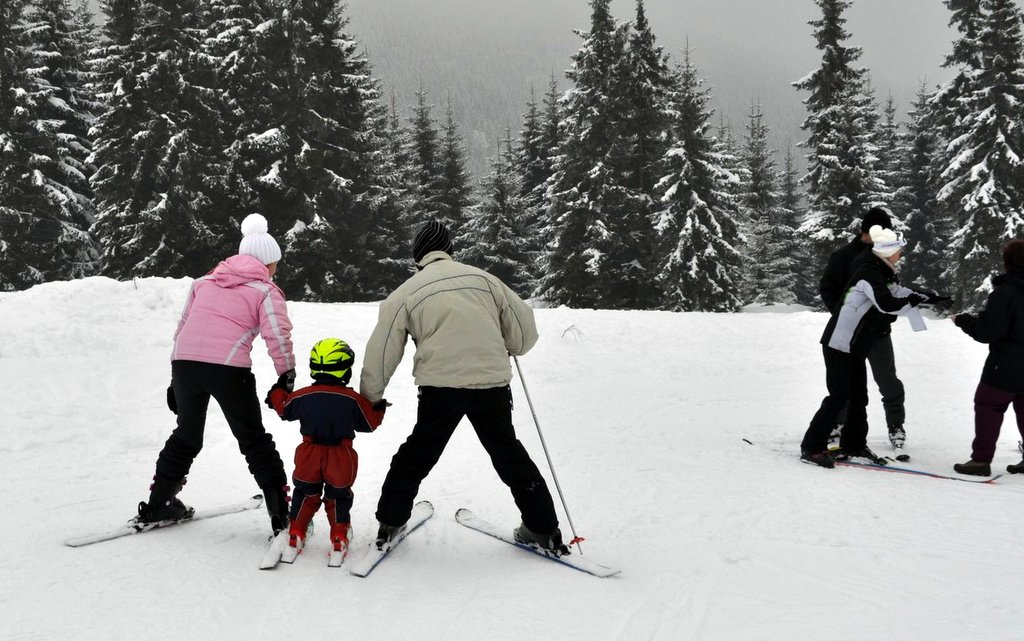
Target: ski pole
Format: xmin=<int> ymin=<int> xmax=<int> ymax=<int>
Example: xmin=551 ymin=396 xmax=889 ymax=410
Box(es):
xmin=512 ymin=355 xmax=584 ymax=554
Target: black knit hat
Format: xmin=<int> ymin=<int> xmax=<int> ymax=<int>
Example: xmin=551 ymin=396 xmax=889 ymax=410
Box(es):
xmin=860 ymin=207 xmax=892 ymax=233
xmin=412 ymin=221 xmax=453 ymax=263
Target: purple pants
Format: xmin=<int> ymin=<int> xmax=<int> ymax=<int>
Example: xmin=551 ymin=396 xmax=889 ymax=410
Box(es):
xmin=971 ymin=382 xmax=1024 ymax=462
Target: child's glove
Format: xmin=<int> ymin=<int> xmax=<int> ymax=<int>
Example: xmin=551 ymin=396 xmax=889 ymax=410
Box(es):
xmin=166 ymin=384 xmax=177 ymax=414
xmin=266 ymin=387 xmax=289 ymax=415
xmin=372 ymin=399 xmax=391 ymax=413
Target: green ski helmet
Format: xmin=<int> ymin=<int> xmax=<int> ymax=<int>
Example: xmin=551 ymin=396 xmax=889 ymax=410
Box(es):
xmin=309 ymin=338 xmax=355 ymax=383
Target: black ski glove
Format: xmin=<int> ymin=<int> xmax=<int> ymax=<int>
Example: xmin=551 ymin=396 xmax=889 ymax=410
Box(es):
xmin=166 ymin=384 xmax=177 ymax=415
xmin=372 ymin=399 xmax=392 ymax=413
xmin=907 ymin=292 xmax=929 ymax=307
xmin=954 ymin=313 xmax=977 ymax=329
xmin=926 ymin=293 xmax=953 ymax=306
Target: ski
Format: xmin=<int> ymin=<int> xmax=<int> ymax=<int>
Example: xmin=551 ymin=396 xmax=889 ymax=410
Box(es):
xmin=743 ymin=438 xmax=1003 ymax=484
xmin=454 ymin=508 xmax=620 ymax=578
xmin=347 ymin=500 xmax=434 ymax=578
xmin=835 ymin=459 xmax=1004 ymax=483
xmin=65 ymin=494 xmax=265 ymax=548
xmin=327 ymin=546 xmax=347 ymax=568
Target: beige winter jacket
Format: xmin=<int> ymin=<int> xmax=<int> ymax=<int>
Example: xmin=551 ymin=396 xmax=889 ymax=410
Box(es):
xmin=359 ymin=251 xmax=539 ymax=402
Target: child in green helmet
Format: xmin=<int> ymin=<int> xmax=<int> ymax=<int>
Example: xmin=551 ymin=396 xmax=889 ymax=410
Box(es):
xmin=267 ymin=338 xmax=386 ymax=564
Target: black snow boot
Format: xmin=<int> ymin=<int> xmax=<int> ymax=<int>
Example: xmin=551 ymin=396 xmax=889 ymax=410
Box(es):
xmin=139 ymin=475 xmax=193 ymax=523
xmin=1007 ymin=460 xmax=1024 ymax=474
xmin=374 ymin=522 xmax=407 ymax=550
xmin=888 ymin=424 xmax=906 ymax=449
xmin=262 ymin=485 xmax=290 ymax=535
xmin=513 ymin=523 xmax=570 ymax=557
xmin=833 ymin=446 xmax=886 ymax=465
xmin=800 ymin=449 xmax=835 ymax=469
xmin=953 ymin=459 xmax=991 ymax=476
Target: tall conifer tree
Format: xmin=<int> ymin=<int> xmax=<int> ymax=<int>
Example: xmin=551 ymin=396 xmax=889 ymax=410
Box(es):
xmin=740 ymin=104 xmax=797 ymax=305
xmin=793 ymin=0 xmax=885 ymax=271
xmin=0 ymin=0 xmax=98 ymax=289
xmin=458 ymin=132 xmax=532 ymax=297
xmin=937 ymin=0 xmax=1024 ymax=308
xmin=655 ymin=52 xmax=743 ymax=312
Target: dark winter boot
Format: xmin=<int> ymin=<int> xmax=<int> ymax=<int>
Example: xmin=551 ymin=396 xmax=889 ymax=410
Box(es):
xmin=953 ymin=459 xmax=991 ymax=476
xmin=138 ymin=475 xmax=193 ymax=523
xmin=888 ymin=424 xmax=906 ymax=449
xmin=1007 ymin=460 xmax=1024 ymax=474
xmin=513 ymin=523 xmax=571 ymax=557
xmin=262 ymin=485 xmax=290 ymax=535
xmin=800 ymin=449 xmax=835 ymax=469
xmin=828 ymin=425 xmax=843 ymax=448
xmin=374 ymin=522 xmax=407 ymax=550
xmin=833 ymin=446 xmax=886 ymax=465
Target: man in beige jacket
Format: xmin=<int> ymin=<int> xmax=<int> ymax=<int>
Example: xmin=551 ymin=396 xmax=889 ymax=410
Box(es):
xmin=360 ymin=221 xmax=567 ymax=555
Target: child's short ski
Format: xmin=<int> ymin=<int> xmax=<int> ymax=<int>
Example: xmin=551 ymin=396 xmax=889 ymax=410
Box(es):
xmin=327 ymin=547 xmax=347 ymax=568
xmin=65 ymin=494 xmax=265 ymax=547
xmin=348 ymin=501 xmax=434 ymax=578
xmin=836 ymin=459 xmax=1004 ymax=483
xmin=454 ymin=508 xmax=620 ymax=578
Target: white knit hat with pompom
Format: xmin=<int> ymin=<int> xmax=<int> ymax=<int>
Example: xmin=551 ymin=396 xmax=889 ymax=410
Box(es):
xmin=869 ymin=224 xmax=905 ymax=258
xmin=238 ymin=214 xmax=282 ymax=265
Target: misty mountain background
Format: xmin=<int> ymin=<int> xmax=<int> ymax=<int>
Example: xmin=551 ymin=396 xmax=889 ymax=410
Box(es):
xmin=82 ymin=0 xmax=960 ymax=178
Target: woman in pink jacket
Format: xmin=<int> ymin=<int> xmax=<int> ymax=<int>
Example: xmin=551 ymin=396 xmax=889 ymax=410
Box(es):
xmin=138 ymin=214 xmax=296 ymax=535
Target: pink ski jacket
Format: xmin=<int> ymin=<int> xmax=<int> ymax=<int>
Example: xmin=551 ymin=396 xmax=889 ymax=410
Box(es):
xmin=171 ymin=255 xmax=295 ymax=375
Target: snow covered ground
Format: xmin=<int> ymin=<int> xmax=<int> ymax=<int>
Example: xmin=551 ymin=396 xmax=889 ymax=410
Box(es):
xmin=2 ymin=276 xmax=1021 ymax=640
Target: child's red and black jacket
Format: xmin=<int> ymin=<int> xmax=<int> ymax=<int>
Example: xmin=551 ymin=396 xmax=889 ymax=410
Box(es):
xmin=269 ymin=380 xmax=384 ymax=445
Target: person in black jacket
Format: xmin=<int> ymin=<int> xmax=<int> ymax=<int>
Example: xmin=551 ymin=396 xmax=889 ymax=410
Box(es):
xmin=951 ymin=240 xmax=1024 ymax=476
xmin=819 ymin=207 xmax=910 ymax=451
xmin=801 ymin=225 xmax=944 ymax=468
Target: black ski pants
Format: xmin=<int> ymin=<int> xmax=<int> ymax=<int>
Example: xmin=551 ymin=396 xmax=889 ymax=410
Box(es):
xmin=376 ymin=385 xmax=559 ymax=535
xmin=837 ymin=334 xmax=906 ymax=429
xmin=156 ymin=360 xmax=287 ymax=490
xmin=802 ymin=346 xmax=870 ymax=452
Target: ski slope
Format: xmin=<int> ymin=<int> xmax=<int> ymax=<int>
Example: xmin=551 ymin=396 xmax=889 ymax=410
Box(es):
xmin=1 ymin=276 xmax=1021 ymax=641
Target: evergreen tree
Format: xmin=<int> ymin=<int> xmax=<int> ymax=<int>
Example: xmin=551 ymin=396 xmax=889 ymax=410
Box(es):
xmin=875 ymin=94 xmax=902 ymax=207
xmin=516 ymin=75 xmax=562 ymax=282
xmin=539 ymin=0 xmax=659 ymax=309
xmin=740 ymin=104 xmax=798 ymax=305
xmin=779 ymin=144 xmax=815 ymax=305
xmin=0 ymin=0 xmax=98 ymax=289
xmin=793 ymin=0 xmax=885 ymax=271
xmin=655 ymin=52 xmax=743 ymax=312
xmin=937 ymin=0 xmax=1024 ymax=308
xmin=358 ymin=90 xmax=414 ymax=299
xmin=89 ymin=0 xmax=228 ymax=278
xmin=458 ymin=131 xmax=532 ymax=297
xmin=899 ymin=83 xmax=947 ymax=291
xmin=405 ymin=89 xmax=446 ymax=226
xmin=268 ymin=1 xmax=382 ymax=301
xmin=435 ymin=98 xmax=474 ymax=237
